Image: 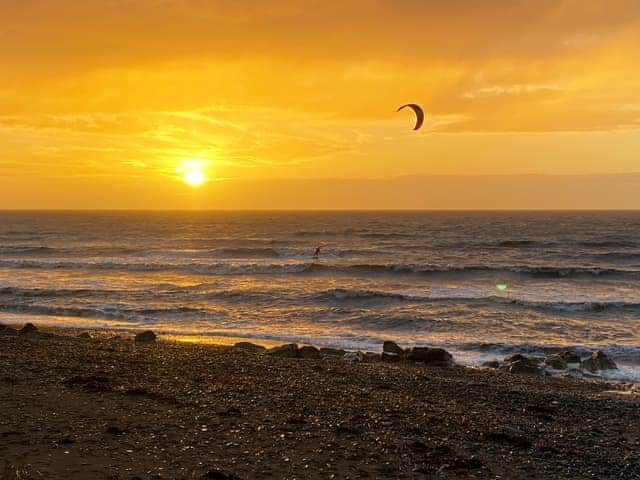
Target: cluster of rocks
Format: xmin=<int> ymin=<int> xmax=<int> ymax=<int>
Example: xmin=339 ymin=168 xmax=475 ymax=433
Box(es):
xmin=481 ymin=349 xmax=618 ymax=376
xmin=233 ymin=340 xmax=454 ymax=367
xmin=0 ymin=322 xmax=39 ymax=337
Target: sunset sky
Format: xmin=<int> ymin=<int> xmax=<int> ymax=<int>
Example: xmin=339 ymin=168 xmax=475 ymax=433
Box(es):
xmin=2 ymin=0 xmax=640 ymax=209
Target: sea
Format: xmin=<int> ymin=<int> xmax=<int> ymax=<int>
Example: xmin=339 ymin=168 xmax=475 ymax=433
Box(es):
xmin=1 ymin=211 xmax=639 ymax=381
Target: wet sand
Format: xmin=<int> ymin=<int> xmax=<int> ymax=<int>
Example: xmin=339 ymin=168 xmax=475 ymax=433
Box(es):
xmin=1 ymin=326 xmax=639 ymax=479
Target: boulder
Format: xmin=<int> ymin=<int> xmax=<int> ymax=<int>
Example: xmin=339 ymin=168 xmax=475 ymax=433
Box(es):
xmin=559 ymin=350 xmax=581 ymax=364
xmin=77 ymin=332 xmax=92 ymax=339
xmin=1 ymin=327 xmax=18 ymax=336
xmin=342 ymin=351 xmax=364 ymax=363
xmin=134 ymin=330 xmax=157 ymax=343
xmin=481 ymin=360 xmax=501 ymax=369
xmin=266 ymin=343 xmax=298 ymax=358
xmin=233 ymin=342 xmax=266 ymax=352
xmin=508 ymin=358 xmax=544 ymax=375
xmin=298 ymin=345 xmax=321 ymax=359
xmin=407 ymin=347 xmax=453 ymax=365
xmin=19 ymin=323 xmax=38 ymax=336
xmin=319 ymin=347 xmax=346 ymax=357
xmin=543 ymin=355 xmax=567 ymax=370
xmin=581 ymin=350 xmax=617 ymax=372
xmin=383 ymin=340 xmax=404 ymax=356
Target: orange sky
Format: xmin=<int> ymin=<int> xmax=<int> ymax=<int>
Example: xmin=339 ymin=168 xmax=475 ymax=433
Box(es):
xmin=2 ymin=0 xmax=640 ymax=209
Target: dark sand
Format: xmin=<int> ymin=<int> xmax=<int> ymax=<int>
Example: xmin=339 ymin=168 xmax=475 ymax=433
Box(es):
xmin=1 ymin=327 xmax=639 ymax=479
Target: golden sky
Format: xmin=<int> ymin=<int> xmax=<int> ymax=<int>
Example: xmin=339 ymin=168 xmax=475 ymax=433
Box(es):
xmin=2 ymin=0 xmax=640 ymax=209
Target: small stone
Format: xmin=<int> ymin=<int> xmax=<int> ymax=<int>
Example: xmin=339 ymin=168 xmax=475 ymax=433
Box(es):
xmin=202 ymin=469 xmax=241 ymax=480
xmin=77 ymin=332 xmax=92 ymax=339
xmin=407 ymin=347 xmax=453 ymax=365
xmin=233 ymin=342 xmax=265 ymax=352
xmin=319 ymin=347 xmax=346 ymax=357
xmin=504 ymin=354 xmax=527 ymax=363
xmin=509 ymin=358 xmax=544 ymax=375
xmin=581 ymin=350 xmax=617 ymax=372
xmin=19 ymin=323 xmax=38 ymax=336
xmin=543 ymin=355 xmax=567 ymax=370
xmin=297 ymin=345 xmax=321 ymax=359
xmin=1 ymin=327 xmax=18 ymax=336
xmin=134 ymin=330 xmax=156 ymax=343
xmin=383 ymin=340 xmax=404 ymax=356
xmin=265 ymin=343 xmax=298 ymax=358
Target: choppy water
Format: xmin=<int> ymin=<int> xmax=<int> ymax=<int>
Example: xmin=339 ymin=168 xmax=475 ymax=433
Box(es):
xmin=1 ymin=211 xmax=639 ymax=380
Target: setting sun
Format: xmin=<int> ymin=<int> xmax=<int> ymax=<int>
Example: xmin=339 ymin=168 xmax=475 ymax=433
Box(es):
xmin=177 ymin=160 xmax=207 ymax=187
xmin=183 ymin=167 xmax=205 ymax=187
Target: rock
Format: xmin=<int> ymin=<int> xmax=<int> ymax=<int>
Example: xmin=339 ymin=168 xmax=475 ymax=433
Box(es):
xmin=1 ymin=327 xmax=18 ymax=336
xmin=509 ymin=358 xmax=544 ymax=375
xmin=504 ymin=354 xmax=526 ymax=363
xmin=233 ymin=342 xmax=265 ymax=352
xmin=134 ymin=330 xmax=157 ymax=343
xmin=77 ymin=332 xmax=92 ymax=339
xmin=363 ymin=352 xmax=381 ymax=362
xmin=543 ymin=355 xmax=567 ymax=370
xmin=383 ymin=340 xmax=404 ymax=356
xmin=481 ymin=360 xmax=501 ymax=369
xmin=342 ymin=351 xmax=364 ymax=363
xmin=319 ymin=347 xmax=346 ymax=357
xmin=407 ymin=347 xmax=453 ymax=365
xmin=265 ymin=343 xmax=298 ymax=358
xmin=559 ymin=349 xmax=581 ymax=364
xmin=382 ymin=352 xmax=402 ymax=362
xmin=19 ymin=323 xmax=38 ymax=336
xmin=581 ymin=350 xmax=617 ymax=372
xmin=202 ymin=469 xmax=241 ymax=480
xmin=297 ymin=345 xmax=321 ymax=359
xmin=109 ymin=335 xmax=123 ymax=342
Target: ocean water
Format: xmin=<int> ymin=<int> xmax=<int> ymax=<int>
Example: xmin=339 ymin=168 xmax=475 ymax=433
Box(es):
xmin=1 ymin=211 xmax=639 ymax=381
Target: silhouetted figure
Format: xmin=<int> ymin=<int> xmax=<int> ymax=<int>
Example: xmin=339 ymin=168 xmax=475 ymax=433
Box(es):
xmin=313 ymin=246 xmax=321 ymax=259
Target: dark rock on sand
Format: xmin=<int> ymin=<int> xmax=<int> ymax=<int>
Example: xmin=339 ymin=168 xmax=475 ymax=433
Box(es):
xmin=297 ymin=345 xmax=321 ymax=359
xmin=202 ymin=469 xmax=242 ymax=480
xmin=509 ymin=358 xmax=544 ymax=375
xmin=19 ymin=323 xmax=38 ymax=336
xmin=134 ymin=330 xmax=157 ymax=343
xmin=77 ymin=332 xmax=92 ymax=339
xmin=383 ymin=340 xmax=405 ymax=356
xmin=266 ymin=343 xmax=298 ymax=358
xmin=581 ymin=350 xmax=617 ymax=372
xmin=319 ymin=347 xmax=345 ymax=357
xmin=1 ymin=327 xmax=18 ymax=336
xmin=544 ymin=355 xmax=567 ymax=370
xmin=233 ymin=342 xmax=265 ymax=352
xmin=407 ymin=347 xmax=453 ymax=365
xmin=559 ymin=349 xmax=581 ymax=364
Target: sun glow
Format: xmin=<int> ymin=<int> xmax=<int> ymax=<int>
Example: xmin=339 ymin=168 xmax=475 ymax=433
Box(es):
xmin=178 ymin=160 xmax=207 ymax=187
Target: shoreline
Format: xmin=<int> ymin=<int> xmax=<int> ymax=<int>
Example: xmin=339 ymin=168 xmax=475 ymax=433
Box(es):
xmin=1 ymin=322 xmax=640 ymax=478
xmin=1 ymin=316 xmax=639 ymax=384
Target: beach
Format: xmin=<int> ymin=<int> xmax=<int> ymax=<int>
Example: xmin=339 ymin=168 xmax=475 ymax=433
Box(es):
xmin=1 ymin=324 xmax=639 ymax=479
